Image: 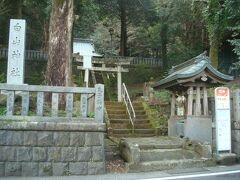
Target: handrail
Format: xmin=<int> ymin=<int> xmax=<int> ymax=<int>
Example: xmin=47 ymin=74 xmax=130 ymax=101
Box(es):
xmin=122 ymin=83 xmax=136 ymax=133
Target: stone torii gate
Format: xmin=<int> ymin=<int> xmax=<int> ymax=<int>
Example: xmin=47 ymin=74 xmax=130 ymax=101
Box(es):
xmin=75 ymin=56 xmax=130 ymax=102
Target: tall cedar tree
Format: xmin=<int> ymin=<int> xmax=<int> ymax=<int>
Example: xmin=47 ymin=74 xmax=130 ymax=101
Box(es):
xmin=47 ymin=0 xmax=73 ymax=86
xmin=47 ymin=0 xmax=73 ymax=105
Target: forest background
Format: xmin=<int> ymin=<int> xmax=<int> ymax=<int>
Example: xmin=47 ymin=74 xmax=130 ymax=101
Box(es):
xmin=0 ymin=0 xmax=240 ymax=89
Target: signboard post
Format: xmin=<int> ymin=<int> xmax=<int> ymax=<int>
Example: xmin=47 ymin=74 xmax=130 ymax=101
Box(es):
xmin=73 ymin=39 xmax=95 ymax=87
xmin=215 ymin=87 xmax=231 ymax=153
xmin=7 ymin=19 xmax=26 ymax=84
xmin=83 ymin=56 xmax=92 ymax=88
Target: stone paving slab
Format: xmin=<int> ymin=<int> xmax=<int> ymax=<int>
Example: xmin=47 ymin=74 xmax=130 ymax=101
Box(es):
xmin=121 ymin=136 xmax=185 ymax=149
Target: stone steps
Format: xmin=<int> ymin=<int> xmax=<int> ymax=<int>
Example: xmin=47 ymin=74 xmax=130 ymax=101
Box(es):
xmin=119 ymin=137 xmax=215 ymax=173
xmin=111 ymin=123 xmax=132 ymax=129
xmin=112 ymin=129 xmax=156 ymax=135
xmin=135 ymin=114 xmax=148 ymax=119
xmin=108 ymin=114 xmax=129 ymax=119
xmin=106 ymin=106 xmax=144 ymax=111
xmin=110 ymin=119 xmax=150 ymax=124
xmin=110 ymin=122 xmax=151 ymax=129
xmin=128 ymin=158 xmax=215 ymax=173
xmin=105 ymin=101 xmax=155 ymax=137
xmin=106 ymin=109 xmax=127 ymax=114
xmin=125 ymin=137 xmax=184 ymax=149
xmin=140 ymin=149 xmax=201 ymax=161
xmin=113 ymin=133 xmax=156 ymax=138
xmin=134 ymin=110 xmax=146 ymax=115
xmin=104 ymin=138 xmax=120 ymax=161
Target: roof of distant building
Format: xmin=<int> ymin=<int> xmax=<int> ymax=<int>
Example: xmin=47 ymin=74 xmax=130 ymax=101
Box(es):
xmin=153 ymin=52 xmax=233 ymax=90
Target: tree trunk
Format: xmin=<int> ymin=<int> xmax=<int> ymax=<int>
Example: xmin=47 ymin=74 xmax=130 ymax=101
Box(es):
xmin=42 ymin=21 xmax=49 ymax=51
xmin=209 ymin=40 xmax=219 ymax=69
xmin=119 ymin=0 xmax=127 ymax=56
xmin=160 ymin=23 xmax=168 ymax=69
xmin=16 ymin=0 xmax=22 ymax=18
xmin=47 ymin=0 xmax=73 ymax=86
xmin=47 ymin=0 xmax=74 ymax=105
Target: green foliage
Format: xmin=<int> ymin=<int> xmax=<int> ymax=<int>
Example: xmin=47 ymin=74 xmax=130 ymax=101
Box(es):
xmin=225 ymin=0 xmax=240 ymax=60
xmin=72 ymin=73 xmax=84 ymax=87
xmin=74 ymin=0 xmax=100 ymax=38
xmin=101 ymin=72 xmax=117 ymax=101
xmin=123 ymin=65 xmax=159 ymax=84
xmin=229 ymin=39 xmax=240 ymax=60
xmin=129 ymin=0 xmax=207 ymax=70
xmin=87 ymin=112 xmax=95 ymax=118
xmin=154 ymin=90 xmax=171 ymax=104
xmin=0 ymin=73 xmax=5 ymax=83
xmin=55 ymin=0 xmax=65 ymax=7
xmin=0 ymin=0 xmax=51 ymax=49
xmin=142 ymin=101 xmax=168 ymax=135
xmin=0 ymin=106 xmax=6 ymax=115
xmin=202 ymin=0 xmax=228 ymax=46
xmin=0 ymin=0 xmax=10 ymax=16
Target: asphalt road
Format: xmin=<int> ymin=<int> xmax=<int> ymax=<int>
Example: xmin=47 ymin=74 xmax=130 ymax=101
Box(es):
xmin=1 ymin=165 xmax=240 ymax=180
xmin=141 ymin=170 xmax=240 ymax=180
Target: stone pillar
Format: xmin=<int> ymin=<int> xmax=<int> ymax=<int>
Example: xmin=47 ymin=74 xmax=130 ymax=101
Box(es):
xmin=171 ymin=92 xmax=176 ymax=116
xmin=117 ymin=65 xmax=122 ymax=102
xmin=203 ymin=86 xmax=208 ymax=116
xmin=195 ymin=86 xmax=201 ymax=116
xmin=94 ymin=84 xmax=104 ymax=122
xmin=187 ymin=87 xmax=193 ymax=115
xmin=7 ymin=19 xmax=26 ymax=85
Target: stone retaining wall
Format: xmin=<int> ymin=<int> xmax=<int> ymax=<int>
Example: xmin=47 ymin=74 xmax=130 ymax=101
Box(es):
xmin=0 ymin=121 xmax=106 ymax=176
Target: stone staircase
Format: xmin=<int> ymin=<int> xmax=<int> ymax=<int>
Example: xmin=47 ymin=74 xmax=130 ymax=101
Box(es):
xmin=120 ymin=137 xmax=215 ymax=172
xmin=105 ymin=101 xmax=155 ymax=137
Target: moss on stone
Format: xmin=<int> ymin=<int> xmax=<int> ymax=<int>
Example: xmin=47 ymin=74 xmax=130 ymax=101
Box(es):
xmin=142 ymin=101 xmax=168 ymax=135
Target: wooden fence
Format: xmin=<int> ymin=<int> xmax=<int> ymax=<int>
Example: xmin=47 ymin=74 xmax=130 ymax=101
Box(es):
xmin=0 ymin=48 xmax=47 ymax=61
xmin=0 ymin=48 xmax=162 ymax=67
xmin=0 ymin=83 xmax=104 ymax=122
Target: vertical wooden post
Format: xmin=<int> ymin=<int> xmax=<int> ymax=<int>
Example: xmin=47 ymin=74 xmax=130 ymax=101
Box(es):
xmin=187 ymin=86 xmax=193 ymax=115
xmin=95 ymin=84 xmax=104 ymax=122
xmin=203 ymin=86 xmax=208 ymax=116
xmin=196 ymin=86 xmax=201 ymax=115
xmin=117 ymin=65 xmax=122 ymax=102
xmin=171 ymin=92 xmax=176 ymax=116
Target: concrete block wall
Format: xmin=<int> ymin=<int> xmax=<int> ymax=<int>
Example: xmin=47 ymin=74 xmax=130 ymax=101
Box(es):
xmin=0 ymin=121 xmax=106 ymax=176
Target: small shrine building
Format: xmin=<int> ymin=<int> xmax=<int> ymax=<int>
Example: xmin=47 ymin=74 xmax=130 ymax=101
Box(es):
xmin=153 ymin=52 xmax=233 ymax=143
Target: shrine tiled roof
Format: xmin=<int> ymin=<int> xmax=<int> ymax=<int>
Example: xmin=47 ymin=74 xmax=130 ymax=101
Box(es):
xmin=153 ymin=52 xmax=233 ymax=89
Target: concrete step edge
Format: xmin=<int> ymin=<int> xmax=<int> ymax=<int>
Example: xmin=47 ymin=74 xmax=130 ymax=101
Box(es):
xmin=128 ymin=158 xmax=215 ymax=172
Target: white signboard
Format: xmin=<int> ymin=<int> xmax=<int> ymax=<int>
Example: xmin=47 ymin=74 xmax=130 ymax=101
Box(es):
xmin=215 ymin=87 xmax=231 ymax=153
xmin=7 ymin=19 xmax=26 ymax=84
